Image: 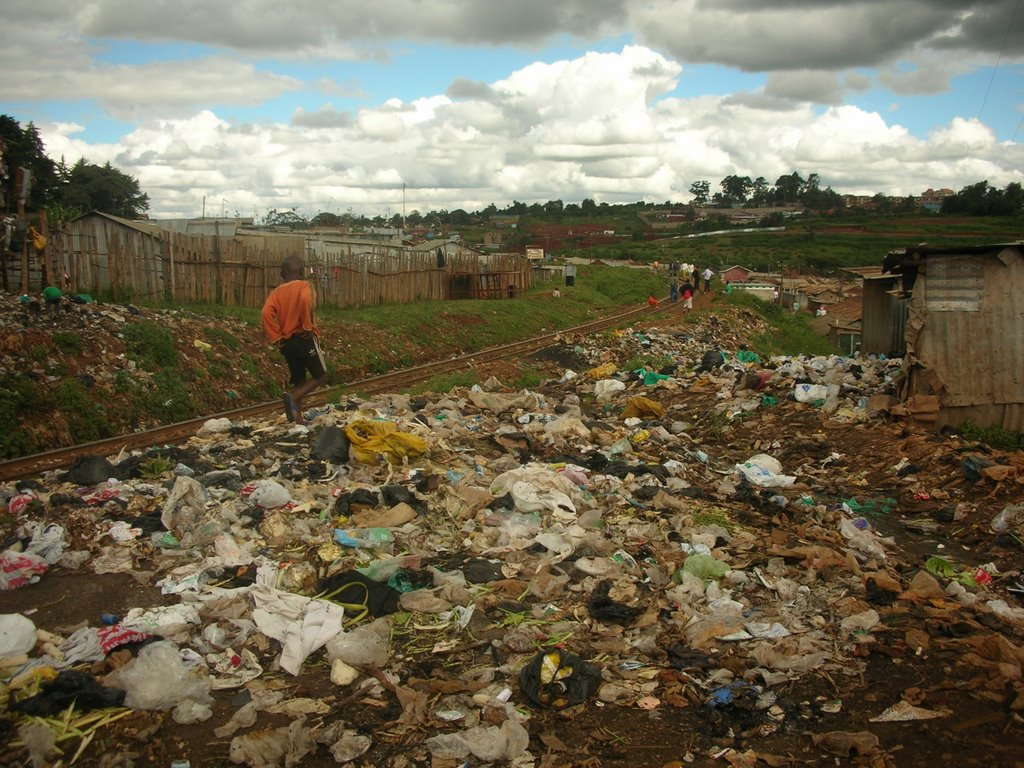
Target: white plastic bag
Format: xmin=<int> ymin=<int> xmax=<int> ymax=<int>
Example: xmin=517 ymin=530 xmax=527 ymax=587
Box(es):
xmin=735 ymin=454 xmax=796 ymax=488
xmin=325 ymin=618 xmax=390 ymax=667
xmin=594 ymin=379 xmax=626 ymax=401
xmin=793 ymin=383 xmax=830 ymax=402
xmin=105 ymin=641 xmax=213 ymax=717
xmin=992 ymin=504 xmax=1024 ymax=534
xmin=0 ymin=613 xmax=37 ymax=657
xmin=245 ymin=479 xmax=292 ymax=509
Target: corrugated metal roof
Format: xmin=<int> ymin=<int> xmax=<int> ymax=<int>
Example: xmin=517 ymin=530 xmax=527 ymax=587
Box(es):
xmin=842 ymin=265 xmax=887 ymax=278
xmin=71 ymin=211 xmax=162 ymax=237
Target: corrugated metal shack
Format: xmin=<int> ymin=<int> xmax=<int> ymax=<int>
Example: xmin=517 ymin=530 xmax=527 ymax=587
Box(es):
xmin=882 ymin=242 xmax=1024 ymax=431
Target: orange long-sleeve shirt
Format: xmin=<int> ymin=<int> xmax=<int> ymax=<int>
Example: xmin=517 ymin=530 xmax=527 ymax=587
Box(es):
xmin=261 ymin=280 xmax=319 ymax=343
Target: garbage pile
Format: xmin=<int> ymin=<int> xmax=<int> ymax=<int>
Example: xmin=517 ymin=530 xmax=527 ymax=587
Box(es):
xmin=1 ymin=323 xmax=1023 ymax=767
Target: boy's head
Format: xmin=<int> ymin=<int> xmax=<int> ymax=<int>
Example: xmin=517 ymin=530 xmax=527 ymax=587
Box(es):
xmin=281 ymin=255 xmax=306 ymax=280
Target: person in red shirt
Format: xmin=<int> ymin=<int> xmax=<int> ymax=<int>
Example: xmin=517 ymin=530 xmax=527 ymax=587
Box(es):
xmin=262 ymin=255 xmax=326 ymax=425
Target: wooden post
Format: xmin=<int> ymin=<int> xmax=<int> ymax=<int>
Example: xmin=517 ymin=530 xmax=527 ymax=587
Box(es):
xmin=166 ymin=231 xmax=175 ymax=302
xmin=214 ymin=222 xmax=222 ymax=303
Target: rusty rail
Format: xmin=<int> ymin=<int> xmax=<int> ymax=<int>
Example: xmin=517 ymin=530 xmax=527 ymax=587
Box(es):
xmin=0 ymin=301 xmax=670 ymax=481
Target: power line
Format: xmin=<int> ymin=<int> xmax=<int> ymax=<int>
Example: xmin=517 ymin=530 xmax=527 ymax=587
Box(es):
xmin=977 ymin=0 xmax=1020 ymax=122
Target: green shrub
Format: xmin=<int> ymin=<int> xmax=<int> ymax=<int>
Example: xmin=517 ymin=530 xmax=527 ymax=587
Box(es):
xmin=124 ymin=320 xmax=179 ymax=369
xmin=52 ymin=331 xmax=84 ymax=355
xmin=56 ymin=380 xmax=112 ymax=443
xmin=722 ymin=292 xmax=837 ymax=357
xmin=0 ymin=375 xmax=41 ymax=458
xmin=959 ymin=421 xmax=1023 ymax=452
xmin=204 ymin=326 xmax=242 ymax=351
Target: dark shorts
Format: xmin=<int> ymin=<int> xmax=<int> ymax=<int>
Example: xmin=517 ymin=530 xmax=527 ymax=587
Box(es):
xmin=280 ymin=332 xmax=326 ymax=388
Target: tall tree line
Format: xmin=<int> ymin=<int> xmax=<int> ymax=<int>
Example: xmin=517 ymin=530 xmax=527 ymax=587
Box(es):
xmin=1 ymin=115 xmax=149 ymax=221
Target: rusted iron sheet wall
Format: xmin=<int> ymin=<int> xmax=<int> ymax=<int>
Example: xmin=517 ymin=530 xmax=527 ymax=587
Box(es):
xmin=860 ymin=276 xmax=903 ymax=356
xmin=906 ymin=247 xmax=1023 ymax=431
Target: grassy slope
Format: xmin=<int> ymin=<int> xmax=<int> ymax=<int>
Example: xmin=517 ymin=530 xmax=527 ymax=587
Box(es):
xmin=566 ymin=214 xmax=1024 ymax=272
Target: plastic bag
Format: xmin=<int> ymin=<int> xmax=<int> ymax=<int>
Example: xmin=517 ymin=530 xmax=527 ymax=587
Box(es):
xmin=682 ymin=553 xmax=730 ymax=582
xmin=64 ymin=455 xmax=115 ymax=486
xmin=0 ymin=551 xmax=48 ymax=590
xmin=104 ymin=641 xmax=212 ymax=716
xmin=735 ymin=454 xmax=796 ymax=488
xmin=24 ymin=522 xmax=67 ymax=564
xmin=518 ymin=649 xmax=601 ymax=709
xmin=324 ymin=618 xmax=390 ymax=667
xmin=160 ymin=475 xmax=209 ymax=532
xmin=312 ymin=425 xmax=350 ymax=463
xmin=793 ymin=383 xmax=830 ymax=403
xmin=426 ymin=718 xmax=530 ymax=762
xmin=594 ymin=379 xmax=626 ymax=401
xmin=588 ymin=579 xmax=642 ymax=623
xmin=343 ymin=420 xmax=427 ymax=465
xmin=243 ymin=479 xmax=293 ymax=509
xmin=992 ymin=504 xmax=1024 ymax=534
xmin=196 ymin=418 xmax=232 ymax=436
xmin=0 ymin=613 xmax=37 ymax=656
xmin=621 ymin=396 xmax=665 ymax=420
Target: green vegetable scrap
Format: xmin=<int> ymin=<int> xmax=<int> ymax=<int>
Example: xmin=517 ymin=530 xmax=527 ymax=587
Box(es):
xmin=924 ymin=556 xmax=983 ymax=588
xmin=679 ymin=553 xmax=730 ymax=582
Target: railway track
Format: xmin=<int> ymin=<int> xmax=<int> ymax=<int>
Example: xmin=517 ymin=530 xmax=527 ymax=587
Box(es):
xmin=0 ymin=301 xmax=672 ymax=481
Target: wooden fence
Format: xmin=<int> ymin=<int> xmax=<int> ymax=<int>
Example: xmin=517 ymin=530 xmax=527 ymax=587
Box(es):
xmin=6 ymin=217 xmax=533 ymax=309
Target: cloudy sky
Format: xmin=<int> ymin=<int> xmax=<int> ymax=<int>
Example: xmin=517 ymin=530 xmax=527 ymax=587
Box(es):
xmin=4 ymin=0 xmax=1023 ymax=219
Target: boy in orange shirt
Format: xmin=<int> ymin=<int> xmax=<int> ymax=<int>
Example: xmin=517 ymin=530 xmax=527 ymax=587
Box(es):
xmin=261 ymin=255 xmax=326 ymax=425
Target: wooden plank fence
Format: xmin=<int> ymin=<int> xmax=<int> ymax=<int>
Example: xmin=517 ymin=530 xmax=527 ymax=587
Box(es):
xmin=5 ymin=217 xmax=533 ymax=309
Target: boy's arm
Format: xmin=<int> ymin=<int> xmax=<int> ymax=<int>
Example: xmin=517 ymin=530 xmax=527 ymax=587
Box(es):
xmin=303 ymin=282 xmax=320 ymax=336
xmin=261 ymin=293 xmax=283 ymax=343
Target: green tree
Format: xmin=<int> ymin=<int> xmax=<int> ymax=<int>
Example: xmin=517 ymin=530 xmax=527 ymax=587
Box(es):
xmin=750 ymin=177 xmax=770 ymax=207
xmin=264 ymin=208 xmax=308 ymax=228
xmin=896 ymin=195 xmax=917 ymax=213
xmin=543 ymin=199 xmax=564 ymax=218
xmin=311 ymin=212 xmax=341 ymax=227
xmin=720 ymin=174 xmax=752 ymax=205
xmin=942 ymin=180 xmax=1023 ymax=216
xmin=60 ymin=159 xmax=149 ymax=218
xmin=0 ymin=115 xmax=59 ymax=211
xmin=580 ymin=198 xmax=597 ymax=215
xmin=773 ymin=172 xmax=805 ymax=205
xmin=689 ymin=180 xmax=710 ymax=206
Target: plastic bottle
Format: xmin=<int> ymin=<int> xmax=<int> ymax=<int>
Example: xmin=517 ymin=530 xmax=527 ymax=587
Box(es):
xmin=334 ymin=528 xmax=394 ymax=549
